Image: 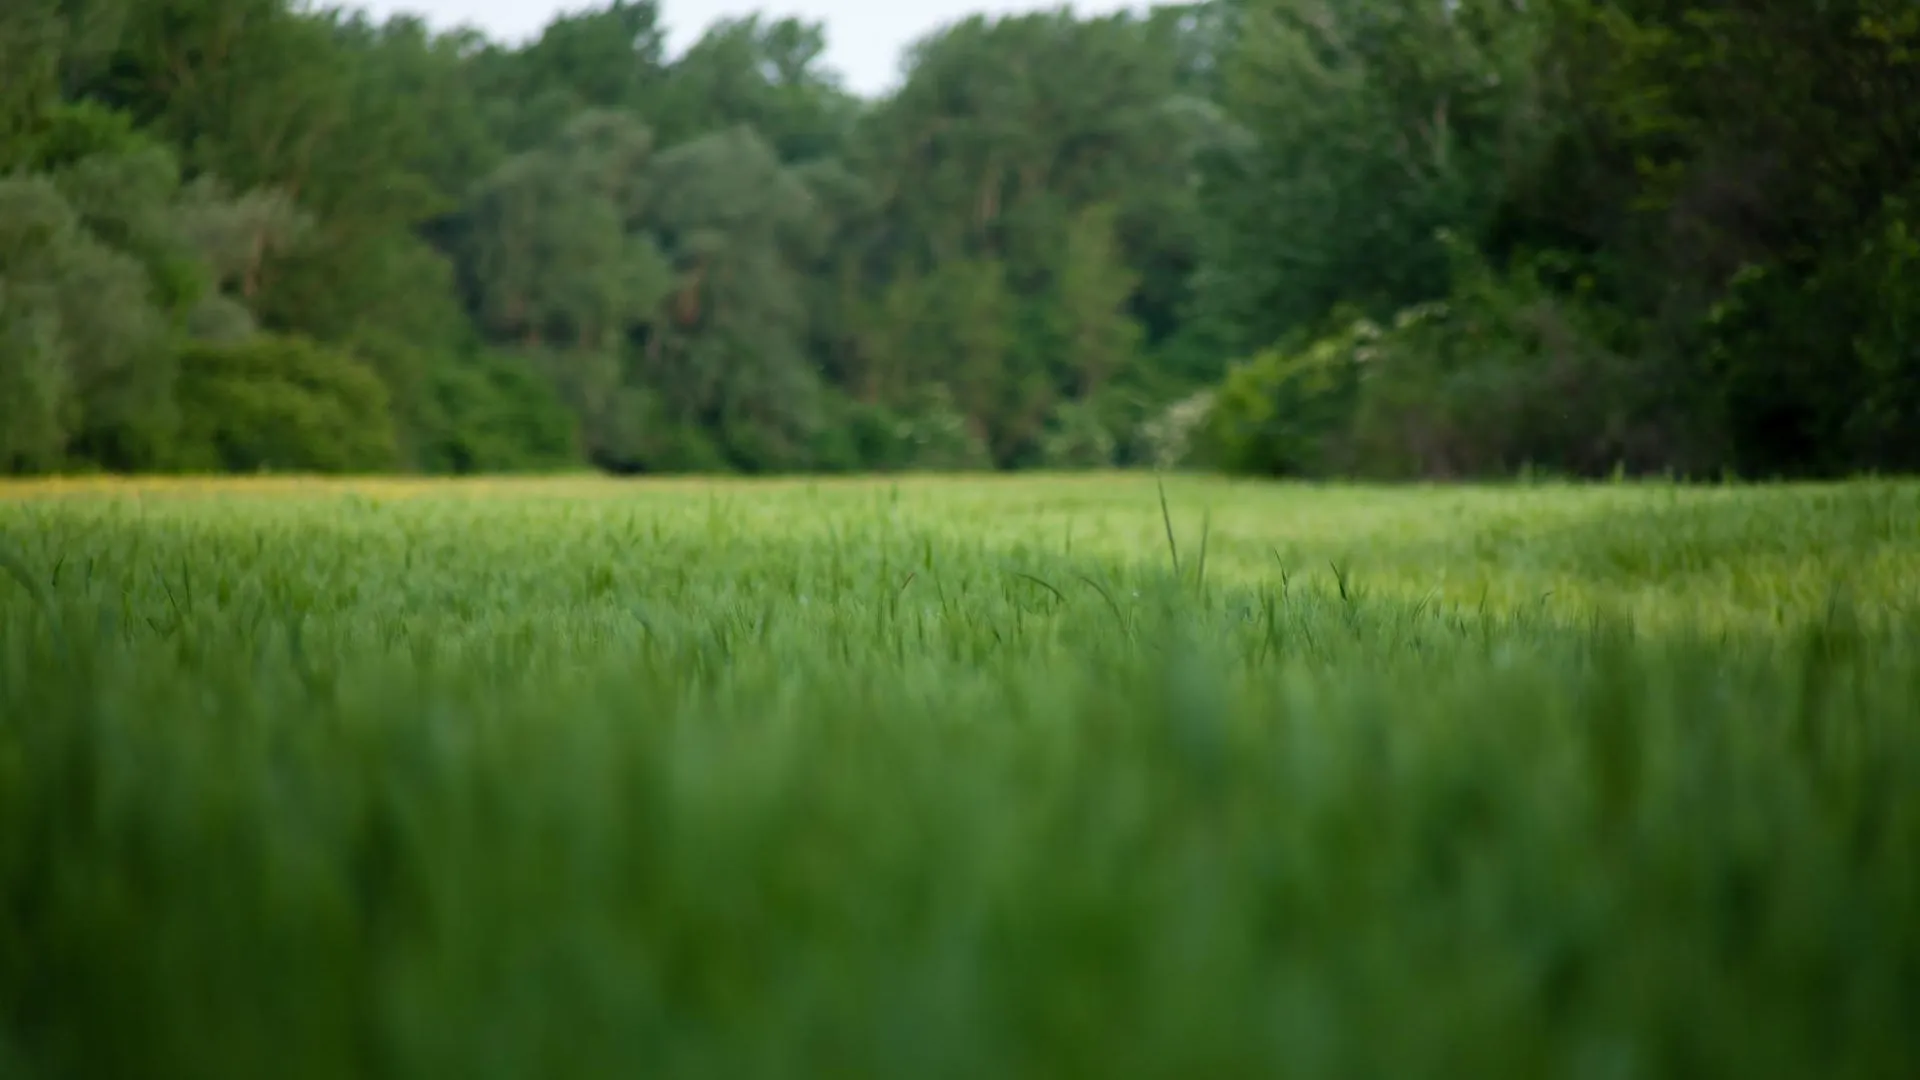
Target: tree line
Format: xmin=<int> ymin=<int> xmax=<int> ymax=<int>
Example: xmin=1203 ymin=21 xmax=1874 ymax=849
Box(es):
xmin=2 ymin=0 xmax=1915 ymax=480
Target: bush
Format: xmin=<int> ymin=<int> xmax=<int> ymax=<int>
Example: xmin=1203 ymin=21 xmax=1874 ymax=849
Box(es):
xmin=816 ymin=400 xmax=909 ymax=472
xmin=895 ymin=385 xmax=994 ymax=471
xmin=1133 ymin=390 xmax=1215 ymax=470
xmin=1194 ymin=318 xmax=1369 ymax=477
xmin=1342 ymin=247 xmax=1672 ymax=479
xmin=1038 ymin=400 xmax=1118 ymax=468
xmin=826 ymin=388 xmax=995 ymax=472
xmin=805 ymin=394 xmax=879 ymax=473
xmin=171 ymin=335 xmax=400 ymax=473
xmin=414 ymin=351 xmax=580 ymax=474
xmin=647 ymin=423 xmax=733 ymax=474
xmin=1197 ymin=239 xmax=1677 ymax=481
xmin=1704 ymin=195 xmax=1920 ymax=477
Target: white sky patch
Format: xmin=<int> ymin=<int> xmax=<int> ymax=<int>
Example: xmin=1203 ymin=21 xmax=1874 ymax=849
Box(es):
xmin=344 ymin=0 xmax=1143 ymax=98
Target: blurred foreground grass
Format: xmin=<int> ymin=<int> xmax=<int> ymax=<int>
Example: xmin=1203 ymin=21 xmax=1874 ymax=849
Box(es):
xmin=2 ymin=474 xmax=1918 ymax=1079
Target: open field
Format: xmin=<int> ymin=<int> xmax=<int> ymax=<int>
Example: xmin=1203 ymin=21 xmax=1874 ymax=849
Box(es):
xmin=3 ymin=473 xmax=1919 ymax=1079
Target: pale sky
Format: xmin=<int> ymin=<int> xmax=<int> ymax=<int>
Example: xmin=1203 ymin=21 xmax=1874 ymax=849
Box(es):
xmin=346 ymin=0 xmax=1138 ymax=98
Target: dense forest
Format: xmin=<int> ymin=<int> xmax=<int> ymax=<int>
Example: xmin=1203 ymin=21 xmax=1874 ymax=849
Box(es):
xmin=2 ymin=0 xmax=1916 ymax=479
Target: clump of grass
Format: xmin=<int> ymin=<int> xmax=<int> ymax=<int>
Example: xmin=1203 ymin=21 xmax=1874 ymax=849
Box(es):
xmin=1 ymin=475 xmax=1918 ymax=1079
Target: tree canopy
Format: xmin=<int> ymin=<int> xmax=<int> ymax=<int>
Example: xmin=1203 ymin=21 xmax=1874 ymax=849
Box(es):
xmin=3 ymin=0 xmax=1914 ymax=478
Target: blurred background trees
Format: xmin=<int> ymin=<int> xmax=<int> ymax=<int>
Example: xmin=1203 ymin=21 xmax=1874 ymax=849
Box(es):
xmin=2 ymin=0 xmax=1914 ymax=478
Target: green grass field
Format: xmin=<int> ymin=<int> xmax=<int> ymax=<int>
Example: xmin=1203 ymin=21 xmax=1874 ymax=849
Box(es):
xmin=3 ymin=473 xmax=1918 ymax=1079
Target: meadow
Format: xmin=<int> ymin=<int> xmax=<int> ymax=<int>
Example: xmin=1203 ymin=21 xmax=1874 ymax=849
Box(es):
xmin=2 ymin=473 xmax=1918 ymax=1079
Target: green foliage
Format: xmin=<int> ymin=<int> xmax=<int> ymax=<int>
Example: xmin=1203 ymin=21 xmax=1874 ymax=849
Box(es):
xmin=1132 ymin=387 xmax=1215 ymax=470
xmin=1196 ymin=317 xmax=1367 ymax=476
xmin=2 ymin=0 xmax=1916 ymax=480
xmin=1704 ymin=195 xmax=1920 ymax=476
xmin=1191 ymin=0 xmax=1919 ymax=482
xmin=890 ymin=385 xmax=995 ymax=471
xmin=413 ymin=350 xmax=581 ymax=474
xmin=1197 ymin=0 xmax=1551 ymax=355
xmin=806 ymin=386 xmax=997 ymax=473
xmin=457 ymin=110 xmax=668 ymax=351
xmin=653 ymin=14 xmax=857 ymax=160
xmin=3 ymin=476 xmax=1919 ymax=1076
xmin=1039 ymin=399 xmax=1119 ymax=468
xmin=0 ymin=171 xmax=171 ymax=472
xmin=0 ymin=1 xmax=72 ymax=169
xmin=41 ymin=120 xmax=218 ymax=322
xmin=170 ymin=335 xmax=400 ymax=473
xmin=1198 ymin=243 xmax=1685 ymax=481
xmin=1349 ymin=242 xmax=1674 ymax=480
xmin=0 ymin=301 xmax=68 ymax=473
xmin=17 ymin=98 xmax=153 ymax=173
xmin=1052 ymin=202 xmax=1143 ymax=400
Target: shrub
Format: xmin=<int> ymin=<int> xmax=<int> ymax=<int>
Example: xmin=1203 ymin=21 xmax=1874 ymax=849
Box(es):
xmin=1134 ymin=390 xmax=1215 ymax=470
xmin=1194 ymin=319 xmax=1369 ymax=477
xmin=1704 ymin=195 xmax=1920 ymax=477
xmin=1342 ymin=248 xmax=1670 ymax=479
xmin=1038 ymin=400 xmax=1118 ymax=468
xmin=805 ymin=395 xmax=879 ymax=473
xmin=1197 ymin=237 xmax=1674 ymax=481
xmin=896 ymin=385 xmax=994 ymax=471
xmin=171 ymin=335 xmax=399 ymax=473
xmin=415 ymin=351 xmax=580 ymax=474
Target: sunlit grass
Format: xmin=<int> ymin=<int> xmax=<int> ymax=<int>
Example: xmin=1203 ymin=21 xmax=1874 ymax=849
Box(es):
xmin=3 ymin=474 xmax=1918 ymax=1079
